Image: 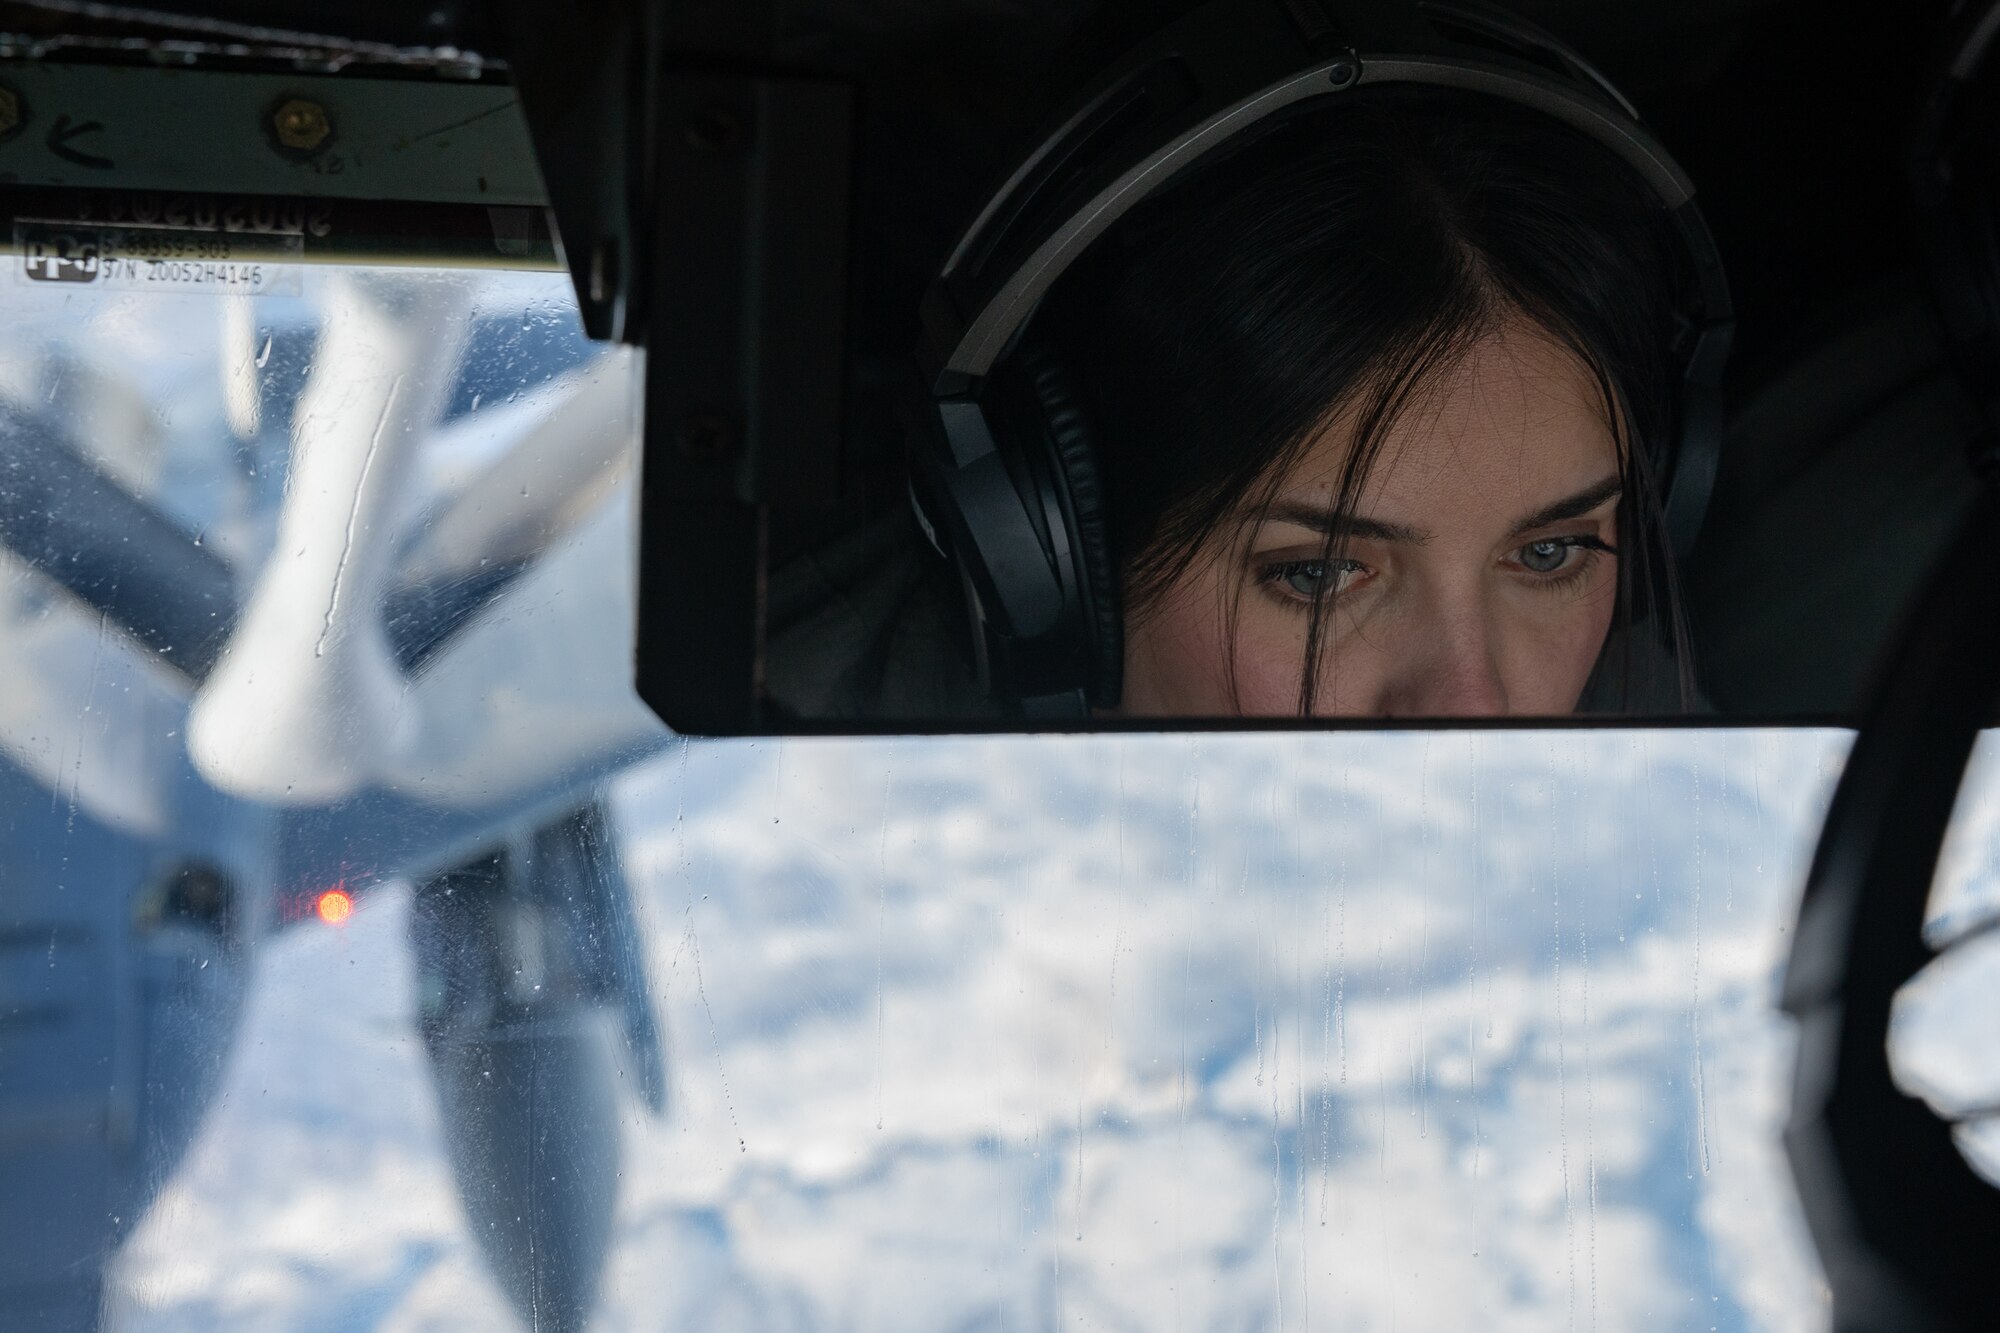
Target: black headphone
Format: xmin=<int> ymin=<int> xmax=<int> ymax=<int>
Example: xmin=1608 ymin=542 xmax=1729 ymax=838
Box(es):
xmin=1913 ymin=0 xmax=2000 ymax=445
xmin=909 ymin=0 xmax=1734 ymax=716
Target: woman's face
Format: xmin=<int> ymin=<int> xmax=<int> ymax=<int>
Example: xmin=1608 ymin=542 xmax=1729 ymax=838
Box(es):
xmin=1119 ymin=321 xmax=1623 ymax=718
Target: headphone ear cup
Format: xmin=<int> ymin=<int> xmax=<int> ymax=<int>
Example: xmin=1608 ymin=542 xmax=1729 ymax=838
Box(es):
xmin=1019 ymin=348 xmax=1124 ymax=708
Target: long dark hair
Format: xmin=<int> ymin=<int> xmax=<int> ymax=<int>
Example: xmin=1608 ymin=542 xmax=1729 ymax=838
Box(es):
xmin=1033 ymin=85 xmax=1698 ymax=713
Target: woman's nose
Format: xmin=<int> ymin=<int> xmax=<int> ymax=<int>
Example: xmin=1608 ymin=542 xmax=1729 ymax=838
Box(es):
xmin=1375 ymin=610 xmax=1509 ymax=718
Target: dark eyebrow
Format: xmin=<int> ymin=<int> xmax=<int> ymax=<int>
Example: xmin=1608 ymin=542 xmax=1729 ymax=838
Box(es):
xmin=1507 ymin=475 xmax=1623 ymax=536
xmin=1263 ymin=502 xmax=1431 ymax=545
xmin=1260 ymin=474 xmax=1623 ymax=546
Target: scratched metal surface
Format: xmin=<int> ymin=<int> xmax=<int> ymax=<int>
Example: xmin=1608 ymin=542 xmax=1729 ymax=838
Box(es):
xmin=0 ymin=64 xmax=543 ymax=204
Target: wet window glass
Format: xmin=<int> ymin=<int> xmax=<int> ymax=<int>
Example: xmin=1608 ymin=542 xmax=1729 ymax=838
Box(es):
xmin=0 ymin=260 xmax=659 ymax=1329
xmin=1892 ymin=732 xmax=2000 ymax=1188
xmin=0 ymin=261 xmax=1860 ymax=1331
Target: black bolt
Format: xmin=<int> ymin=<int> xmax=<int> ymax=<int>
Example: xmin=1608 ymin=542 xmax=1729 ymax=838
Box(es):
xmin=685 ymin=105 xmax=746 ymax=152
xmin=1328 ymin=59 xmax=1360 ymax=89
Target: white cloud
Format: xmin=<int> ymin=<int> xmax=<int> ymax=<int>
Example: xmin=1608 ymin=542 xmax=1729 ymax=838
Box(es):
xmin=113 ymin=728 xmax=1856 ymax=1331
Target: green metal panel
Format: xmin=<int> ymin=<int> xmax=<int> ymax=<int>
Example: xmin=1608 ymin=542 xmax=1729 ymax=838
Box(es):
xmin=0 ymin=63 xmax=547 ymax=206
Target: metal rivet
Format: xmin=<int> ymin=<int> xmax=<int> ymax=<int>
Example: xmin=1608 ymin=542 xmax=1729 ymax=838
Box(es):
xmin=271 ymin=97 xmax=333 ymax=154
xmin=1328 ymin=60 xmax=1359 ymax=89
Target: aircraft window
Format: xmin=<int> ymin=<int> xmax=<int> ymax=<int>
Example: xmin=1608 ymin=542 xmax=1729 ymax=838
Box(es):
xmin=0 ymin=258 xmax=666 ymax=1329
xmin=60 ymin=728 xmax=1846 ymax=1331
xmin=1894 ymin=732 xmax=2000 ymax=1186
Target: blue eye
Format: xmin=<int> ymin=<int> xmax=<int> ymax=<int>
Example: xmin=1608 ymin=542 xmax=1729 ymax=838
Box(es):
xmin=1284 ymin=563 xmax=1331 ymax=597
xmin=1515 ymin=535 xmax=1616 ymax=582
xmin=1264 ymin=559 xmax=1364 ymax=602
xmin=1520 ymin=539 xmax=1572 ymax=574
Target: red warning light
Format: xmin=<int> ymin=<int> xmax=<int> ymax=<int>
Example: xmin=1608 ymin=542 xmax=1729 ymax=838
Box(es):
xmin=315 ymin=888 xmax=354 ymax=925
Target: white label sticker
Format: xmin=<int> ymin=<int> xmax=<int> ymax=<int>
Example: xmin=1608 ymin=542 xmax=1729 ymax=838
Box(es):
xmin=13 ymin=221 xmax=304 ymax=296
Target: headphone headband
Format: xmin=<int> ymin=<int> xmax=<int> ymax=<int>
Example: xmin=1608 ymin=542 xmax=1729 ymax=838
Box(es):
xmin=1950 ymin=0 xmax=2000 ymax=79
xmin=1913 ymin=0 xmax=2000 ymax=438
xmin=919 ymin=0 xmax=1731 ymax=398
